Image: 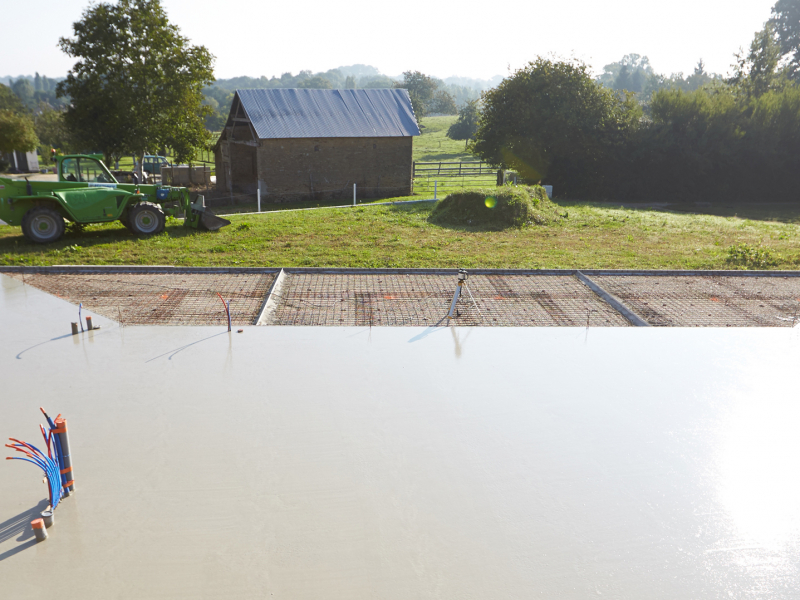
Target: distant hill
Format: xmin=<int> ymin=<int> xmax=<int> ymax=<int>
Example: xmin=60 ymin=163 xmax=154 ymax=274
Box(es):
xmin=211 ymin=65 xmax=503 ymax=95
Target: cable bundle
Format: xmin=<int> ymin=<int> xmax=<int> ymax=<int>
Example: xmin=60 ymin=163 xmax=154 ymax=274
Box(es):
xmin=5 ymin=408 xmax=71 ymax=511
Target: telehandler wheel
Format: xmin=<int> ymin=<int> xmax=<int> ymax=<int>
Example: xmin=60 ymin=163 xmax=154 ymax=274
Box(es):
xmin=128 ymin=202 xmax=165 ymax=235
xmin=21 ymin=206 xmax=65 ymax=244
xmin=119 ymin=214 xmax=133 ymax=231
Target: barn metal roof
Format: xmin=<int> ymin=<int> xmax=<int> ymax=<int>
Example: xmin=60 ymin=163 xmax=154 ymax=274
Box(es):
xmin=235 ymin=88 xmax=421 ymax=139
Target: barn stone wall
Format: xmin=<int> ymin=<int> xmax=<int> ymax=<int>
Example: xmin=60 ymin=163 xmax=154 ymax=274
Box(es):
xmin=257 ymin=137 xmax=413 ymax=202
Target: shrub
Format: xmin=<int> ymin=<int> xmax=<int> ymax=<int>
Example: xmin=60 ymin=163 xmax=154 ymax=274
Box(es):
xmin=429 ymin=185 xmax=558 ymax=229
xmin=471 ymin=57 xmax=641 ymax=199
xmin=725 ymin=243 xmax=779 ymax=269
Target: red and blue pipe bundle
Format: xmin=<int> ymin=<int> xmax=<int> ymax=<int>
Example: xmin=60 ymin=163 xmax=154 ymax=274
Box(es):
xmin=5 ymin=408 xmax=67 ymax=510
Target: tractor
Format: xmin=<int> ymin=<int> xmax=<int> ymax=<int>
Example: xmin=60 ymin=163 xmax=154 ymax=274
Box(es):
xmin=0 ymin=154 xmax=229 ymax=244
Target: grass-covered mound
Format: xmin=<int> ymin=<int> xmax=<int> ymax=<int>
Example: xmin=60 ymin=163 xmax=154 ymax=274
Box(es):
xmin=429 ymin=186 xmax=560 ymax=229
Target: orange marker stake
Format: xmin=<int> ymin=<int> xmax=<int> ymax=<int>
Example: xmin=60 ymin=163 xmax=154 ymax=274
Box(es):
xmin=32 ymin=519 xmax=47 ymax=542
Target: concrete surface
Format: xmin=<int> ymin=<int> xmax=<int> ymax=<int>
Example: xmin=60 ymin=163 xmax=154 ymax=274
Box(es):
xmin=1 ymin=273 xmax=799 ymax=599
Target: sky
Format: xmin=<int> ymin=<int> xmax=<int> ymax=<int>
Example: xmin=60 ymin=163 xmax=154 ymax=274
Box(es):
xmin=0 ymin=0 xmax=778 ymax=82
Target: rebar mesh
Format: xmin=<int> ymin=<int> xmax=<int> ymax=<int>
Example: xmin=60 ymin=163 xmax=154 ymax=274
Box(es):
xmin=7 ymin=272 xmax=276 ymax=326
xmin=7 ymin=270 xmax=800 ymax=328
xmin=594 ymin=275 xmax=800 ymax=327
xmin=269 ymin=273 xmax=629 ymax=326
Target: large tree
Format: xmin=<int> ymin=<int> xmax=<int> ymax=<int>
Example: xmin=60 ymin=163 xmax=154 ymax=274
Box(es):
xmin=394 ymin=71 xmax=438 ymax=120
xmin=447 ymin=100 xmax=481 ymax=148
xmin=35 ymin=104 xmax=73 ymax=157
xmin=58 ymin=0 xmax=214 ymax=169
xmin=0 ymin=110 xmax=39 ymax=156
xmin=770 ymin=0 xmax=800 ymax=80
xmin=472 ymin=58 xmax=641 ymax=197
xmin=11 ymin=79 xmax=35 ymax=109
xmin=730 ymin=24 xmax=785 ymax=98
xmin=0 ymin=84 xmax=26 ymax=114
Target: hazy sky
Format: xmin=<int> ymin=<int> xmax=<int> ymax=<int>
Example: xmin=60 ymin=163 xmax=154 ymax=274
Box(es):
xmin=1 ymin=0 xmax=778 ymax=81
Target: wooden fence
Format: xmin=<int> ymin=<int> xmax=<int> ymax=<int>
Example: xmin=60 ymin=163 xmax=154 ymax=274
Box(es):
xmin=413 ymin=161 xmax=497 ymax=178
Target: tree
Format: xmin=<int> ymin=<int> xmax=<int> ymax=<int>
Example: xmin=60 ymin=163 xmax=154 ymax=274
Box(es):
xmin=344 ymin=75 xmax=356 ymax=89
xmin=0 ymin=84 xmax=26 ymax=114
xmin=472 ymin=57 xmax=641 ymax=197
xmin=614 ymin=65 xmax=632 ymax=92
xmin=447 ymin=100 xmax=481 ymax=148
xmin=58 ymin=0 xmax=214 ymax=169
xmin=730 ymin=25 xmax=784 ymax=98
xmin=599 ymin=54 xmax=654 ymax=91
xmin=35 ymin=104 xmax=72 ymax=156
xmin=11 ymin=78 xmax=35 ymax=109
xmin=0 ymin=110 xmax=39 ymax=154
xmin=770 ymin=0 xmax=800 ymax=79
xmin=429 ymin=90 xmax=457 ymax=115
xmin=394 ymin=71 xmax=438 ymax=120
xmin=297 ymin=76 xmax=333 ymax=89
xmin=685 ymin=59 xmax=713 ymax=90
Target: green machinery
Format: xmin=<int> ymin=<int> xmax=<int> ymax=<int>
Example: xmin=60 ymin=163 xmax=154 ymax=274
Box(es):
xmin=0 ymin=154 xmax=229 ymax=243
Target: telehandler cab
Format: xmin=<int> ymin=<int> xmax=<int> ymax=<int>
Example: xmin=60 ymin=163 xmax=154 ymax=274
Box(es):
xmin=0 ymin=154 xmax=229 ymax=244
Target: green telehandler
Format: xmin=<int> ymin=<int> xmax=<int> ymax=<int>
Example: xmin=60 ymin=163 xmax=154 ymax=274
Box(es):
xmin=0 ymin=154 xmax=230 ymax=244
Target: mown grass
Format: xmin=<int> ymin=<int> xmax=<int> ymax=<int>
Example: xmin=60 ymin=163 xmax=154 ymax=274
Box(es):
xmin=413 ymin=116 xmax=474 ymax=163
xmin=2 ymin=199 xmax=799 ymax=269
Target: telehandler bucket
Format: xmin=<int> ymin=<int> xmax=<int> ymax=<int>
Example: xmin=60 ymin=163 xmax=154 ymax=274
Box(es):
xmin=187 ymin=195 xmax=231 ymax=232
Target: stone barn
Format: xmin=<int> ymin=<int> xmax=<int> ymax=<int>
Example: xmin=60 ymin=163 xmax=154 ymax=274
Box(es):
xmin=214 ymin=88 xmax=420 ymax=202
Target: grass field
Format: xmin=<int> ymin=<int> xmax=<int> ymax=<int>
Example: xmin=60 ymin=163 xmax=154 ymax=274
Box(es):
xmin=2 ymin=198 xmax=799 ymax=269
xmin=8 ymin=117 xmax=798 ymax=271
xmin=413 ymin=116 xmax=473 ymax=162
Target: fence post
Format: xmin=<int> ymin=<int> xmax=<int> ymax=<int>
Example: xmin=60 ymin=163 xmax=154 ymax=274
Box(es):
xmin=353 ymin=183 xmax=356 ymax=206
xmin=257 ymin=187 xmax=261 ymax=213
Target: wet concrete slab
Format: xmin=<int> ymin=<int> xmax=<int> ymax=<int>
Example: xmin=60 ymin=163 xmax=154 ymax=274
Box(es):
xmin=1 ymin=273 xmax=799 ymax=599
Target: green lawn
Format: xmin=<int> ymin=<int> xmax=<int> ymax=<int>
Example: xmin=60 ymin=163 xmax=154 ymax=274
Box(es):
xmin=413 ymin=116 xmax=474 ymax=163
xmin=2 ymin=199 xmax=799 ymax=269
xmin=9 ymin=117 xmax=798 ymax=271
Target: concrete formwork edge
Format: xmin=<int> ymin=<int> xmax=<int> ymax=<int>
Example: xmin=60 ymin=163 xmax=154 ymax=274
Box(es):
xmin=256 ymin=268 xmax=286 ymax=326
xmin=0 ymin=265 xmax=282 ymax=274
xmin=576 ymin=271 xmax=650 ymax=327
xmin=1 ymin=266 xmax=799 ymax=277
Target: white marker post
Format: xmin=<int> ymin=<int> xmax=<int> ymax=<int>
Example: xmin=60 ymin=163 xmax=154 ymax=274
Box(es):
xmin=353 ymin=183 xmax=357 ymax=206
xmin=257 ymin=188 xmax=261 ymax=213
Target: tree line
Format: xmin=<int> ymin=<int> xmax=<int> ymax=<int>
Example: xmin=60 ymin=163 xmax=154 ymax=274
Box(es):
xmin=0 ymin=0 xmax=486 ymax=169
xmin=464 ymin=0 xmax=800 ymax=203
xmin=202 ymin=68 xmax=481 ymax=131
xmin=3 ymin=0 xmax=798 ymax=205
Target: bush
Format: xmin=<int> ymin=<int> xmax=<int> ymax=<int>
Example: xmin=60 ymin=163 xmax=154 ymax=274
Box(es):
xmin=471 ymin=58 xmax=641 ymax=199
xmin=725 ymin=243 xmax=779 ymax=269
xmin=429 ymin=185 xmax=559 ymax=229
